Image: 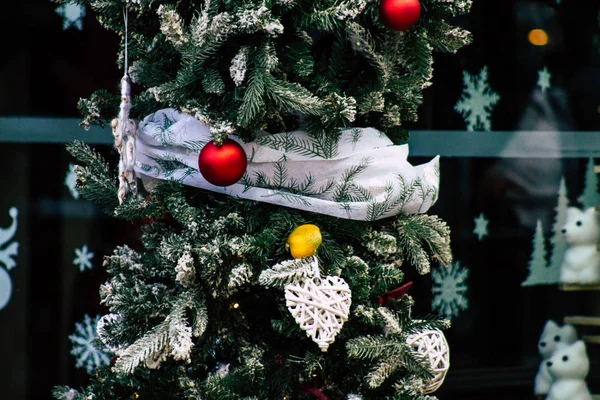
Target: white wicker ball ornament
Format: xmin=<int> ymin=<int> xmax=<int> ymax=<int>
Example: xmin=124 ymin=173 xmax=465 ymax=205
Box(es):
xmin=406 ymin=329 xmax=450 ymax=393
xmin=285 ymin=260 xmax=351 ymax=352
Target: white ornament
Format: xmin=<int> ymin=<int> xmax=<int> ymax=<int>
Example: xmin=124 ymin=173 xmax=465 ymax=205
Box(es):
xmin=406 ymin=329 xmax=450 ymax=394
xmin=431 ymin=261 xmax=469 ymax=320
xmin=73 ymin=245 xmax=94 ymax=272
xmin=285 ymin=258 xmax=351 ymax=352
xmin=454 ymin=65 xmax=500 ymax=131
xmin=473 ymin=212 xmax=488 ymax=241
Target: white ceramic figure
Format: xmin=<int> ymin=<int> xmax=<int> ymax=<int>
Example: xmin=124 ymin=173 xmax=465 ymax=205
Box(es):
xmin=560 ymin=207 xmax=600 ymax=284
xmin=534 ymin=320 xmax=578 ymax=396
xmin=546 ymin=341 xmax=592 ymax=400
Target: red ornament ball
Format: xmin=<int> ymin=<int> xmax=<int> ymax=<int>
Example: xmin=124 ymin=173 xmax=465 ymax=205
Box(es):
xmin=379 ymin=0 xmax=421 ymax=31
xmin=198 ymin=139 xmax=248 ymax=186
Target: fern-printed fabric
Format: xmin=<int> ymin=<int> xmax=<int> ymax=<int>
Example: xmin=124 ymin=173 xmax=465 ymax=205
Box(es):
xmin=135 ymin=108 xmax=440 ymax=221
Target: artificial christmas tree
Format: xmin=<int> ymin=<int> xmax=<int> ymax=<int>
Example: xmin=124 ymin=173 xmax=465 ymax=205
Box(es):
xmin=52 ymin=0 xmax=472 ymax=398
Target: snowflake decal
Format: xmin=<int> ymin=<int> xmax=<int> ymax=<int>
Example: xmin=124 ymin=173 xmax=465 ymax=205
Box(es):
xmin=55 ymin=2 xmax=86 ymax=31
xmin=537 ymin=67 xmax=551 ymax=93
xmin=454 ymin=66 xmax=500 ymax=131
xmin=73 ymin=245 xmax=94 ymax=272
xmin=431 ymin=261 xmax=469 ymax=320
xmin=64 ymin=163 xmax=80 ymax=199
xmin=0 ymin=207 xmax=18 ymax=271
xmin=69 ymin=314 xmax=112 ymax=373
xmin=473 ymin=212 xmax=489 ymax=241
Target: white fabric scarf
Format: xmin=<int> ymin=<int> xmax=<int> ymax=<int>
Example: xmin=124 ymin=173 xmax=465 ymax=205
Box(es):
xmin=135 ymin=108 xmax=440 ymax=221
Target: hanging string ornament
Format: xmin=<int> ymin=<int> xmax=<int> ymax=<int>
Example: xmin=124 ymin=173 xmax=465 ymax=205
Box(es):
xmin=285 ymin=256 xmax=351 ymax=352
xmin=406 ymin=329 xmax=450 ymax=393
xmin=111 ymin=8 xmax=139 ymax=204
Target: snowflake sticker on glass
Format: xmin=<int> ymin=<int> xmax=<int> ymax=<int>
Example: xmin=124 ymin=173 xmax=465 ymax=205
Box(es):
xmin=473 ymin=213 xmax=488 ymax=241
xmin=55 ymin=2 xmax=86 ymax=31
xmin=73 ymin=245 xmax=94 ymax=272
xmin=64 ymin=163 xmax=80 ymax=200
xmin=537 ymin=66 xmax=551 ymax=93
xmin=70 ymin=314 xmax=112 ymax=373
xmin=0 ymin=207 xmax=18 ymax=311
xmin=454 ymin=66 xmax=500 ymax=131
xmin=431 ymin=261 xmax=469 ymax=320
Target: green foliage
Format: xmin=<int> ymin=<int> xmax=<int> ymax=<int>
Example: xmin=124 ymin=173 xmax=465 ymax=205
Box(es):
xmin=66 ymin=141 xmax=119 ymax=212
xmin=346 ymin=300 xmax=445 ymax=396
xmin=394 ymin=215 xmax=452 ymax=274
xmin=54 ymin=0 xmax=471 ymax=141
xmin=55 ymin=171 xmax=455 ymax=399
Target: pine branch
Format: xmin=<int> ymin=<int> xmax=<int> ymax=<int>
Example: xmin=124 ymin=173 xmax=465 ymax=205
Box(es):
xmin=394 ymin=215 xmax=452 ymax=274
xmin=113 ymin=318 xmax=170 ymax=374
xmin=66 ymin=141 xmax=118 ymax=212
xmin=346 ymin=335 xmax=403 ymax=361
xmin=237 ymin=69 xmax=266 ymax=127
xmin=265 ymin=75 xmax=325 ymax=116
xmin=347 ymin=22 xmax=388 ymax=86
xmin=258 ymin=257 xmax=315 ymax=289
xmin=333 ymin=157 xmax=372 ymax=202
xmin=367 ymin=353 xmax=403 ymax=388
xmin=113 ymin=293 xmax=198 ymax=374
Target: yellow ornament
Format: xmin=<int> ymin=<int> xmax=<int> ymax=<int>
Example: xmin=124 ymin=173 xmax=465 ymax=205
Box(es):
xmin=286 ymin=224 xmax=322 ymax=259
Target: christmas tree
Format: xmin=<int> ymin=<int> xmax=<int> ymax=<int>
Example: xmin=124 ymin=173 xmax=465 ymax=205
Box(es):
xmin=578 ymin=157 xmax=600 ymax=209
xmin=521 ymin=220 xmax=550 ymax=286
xmin=547 ymin=177 xmax=569 ymax=284
xmin=52 ymin=0 xmax=472 ymax=399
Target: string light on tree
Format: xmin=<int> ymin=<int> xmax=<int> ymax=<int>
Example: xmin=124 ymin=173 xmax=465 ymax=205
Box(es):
xmin=198 ymin=139 xmax=248 ymax=186
xmin=379 ymin=0 xmax=421 ymax=31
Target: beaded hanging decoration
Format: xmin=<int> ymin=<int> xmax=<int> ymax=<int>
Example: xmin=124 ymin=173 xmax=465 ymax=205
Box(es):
xmin=111 ymin=8 xmax=138 ymax=204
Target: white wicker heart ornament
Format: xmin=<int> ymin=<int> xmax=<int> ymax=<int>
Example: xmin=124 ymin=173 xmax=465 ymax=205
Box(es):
xmin=285 ymin=260 xmax=351 ymax=352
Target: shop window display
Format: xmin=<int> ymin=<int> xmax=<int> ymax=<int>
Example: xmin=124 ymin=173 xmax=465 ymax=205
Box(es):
xmin=0 ymin=1 xmax=599 ymax=399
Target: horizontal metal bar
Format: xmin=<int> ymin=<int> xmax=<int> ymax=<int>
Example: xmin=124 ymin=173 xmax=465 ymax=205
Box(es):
xmin=407 ymin=130 xmax=600 ymax=158
xmin=0 ymin=117 xmax=112 ymax=144
xmin=1 ymin=117 xmax=600 ymax=158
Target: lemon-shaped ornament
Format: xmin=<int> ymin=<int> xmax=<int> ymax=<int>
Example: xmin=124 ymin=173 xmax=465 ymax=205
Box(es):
xmin=286 ymin=224 xmax=322 ymax=259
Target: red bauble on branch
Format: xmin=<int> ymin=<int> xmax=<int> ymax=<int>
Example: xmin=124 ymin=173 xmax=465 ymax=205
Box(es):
xmin=379 ymin=0 xmax=421 ymax=31
xmin=198 ymin=139 xmax=248 ymax=186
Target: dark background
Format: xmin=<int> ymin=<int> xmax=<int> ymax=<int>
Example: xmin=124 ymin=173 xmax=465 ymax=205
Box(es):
xmin=1 ymin=0 xmax=600 ymax=399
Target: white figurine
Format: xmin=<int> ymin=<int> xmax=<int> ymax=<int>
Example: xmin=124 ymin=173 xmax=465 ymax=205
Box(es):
xmin=560 ymin=207 xmax=600 ymax=284
xmin=534 ymin=320 xmax=578 ymax=396
xmin=546 ymin=341 xmax=592 ymax=400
